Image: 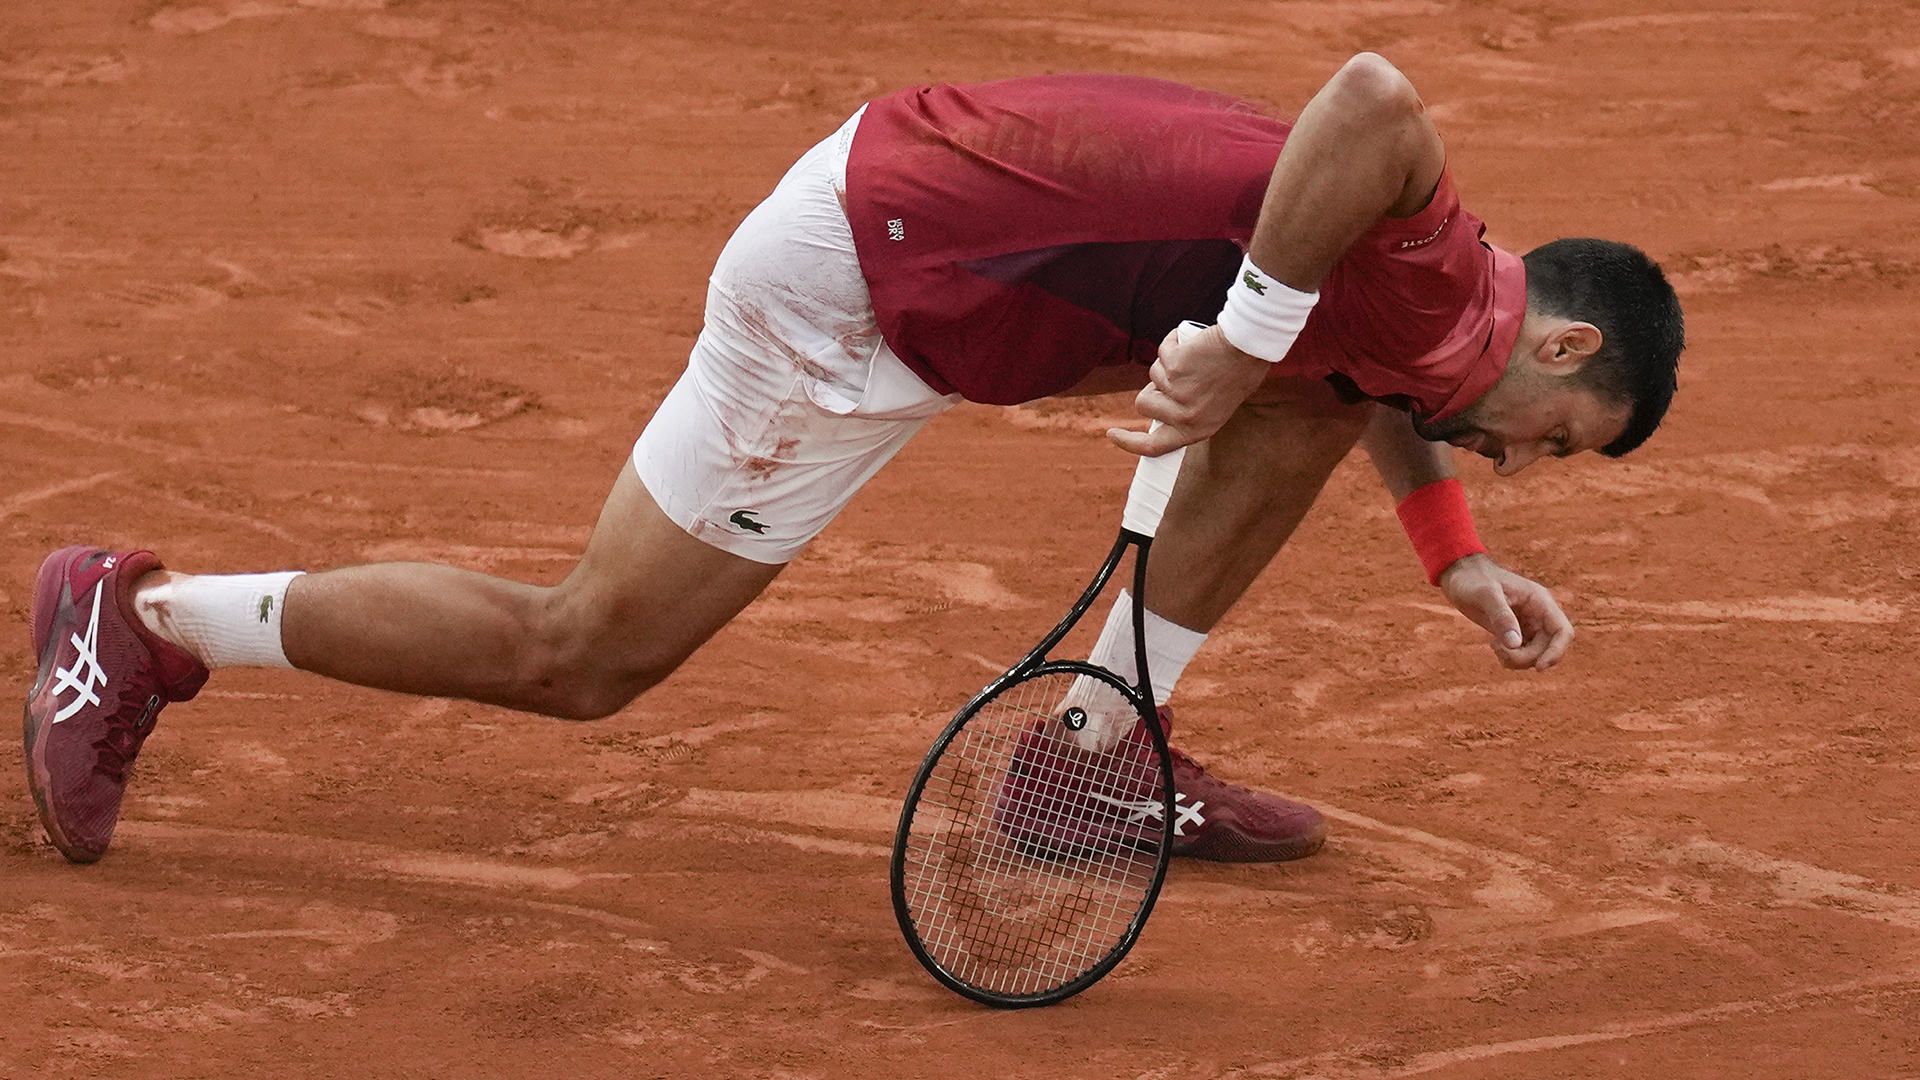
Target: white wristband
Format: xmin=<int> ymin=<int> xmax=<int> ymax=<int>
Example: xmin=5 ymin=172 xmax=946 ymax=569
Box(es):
xmin=1217 ymin=254 xmax=1318 ymax=362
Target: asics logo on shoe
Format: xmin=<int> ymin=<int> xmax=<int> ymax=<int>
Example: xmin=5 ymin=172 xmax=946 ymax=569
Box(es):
xmin=1175 ymin=795 xmax=1206 ymax=835
xmin=1087 ymin=791 xmax=1207 ymax=836
xmin=51 ymin=580 xmax=109 ymax=723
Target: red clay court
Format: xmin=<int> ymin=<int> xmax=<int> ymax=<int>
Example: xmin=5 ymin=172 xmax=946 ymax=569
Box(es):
xmin=4 ymin=1 xmax=1920 ymax=1077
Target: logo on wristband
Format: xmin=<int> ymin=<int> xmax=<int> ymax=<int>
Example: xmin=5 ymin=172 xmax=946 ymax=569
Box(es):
xmin=1240 ymin=269 xmax=1267 ymax=295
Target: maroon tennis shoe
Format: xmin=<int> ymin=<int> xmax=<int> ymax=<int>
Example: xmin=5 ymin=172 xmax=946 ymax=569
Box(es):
xmin=993 ymin=714 xmax=1167 ymax=861
xmin=994 ymin=705 xmax=1327 ymax=864
xmin=1164 ymin=713 xmax=1328 ymax=863
xmin=23 ymin=547 xmax=208 ymax=863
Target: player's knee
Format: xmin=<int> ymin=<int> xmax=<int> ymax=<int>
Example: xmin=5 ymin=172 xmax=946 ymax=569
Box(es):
xmin=544 ymin=686 xmax=643 ymax=722
xmin=516 ymin=600 xmax=686 ymax=721
xmin=525 ymin=667 xmax=670 ymax=722
xmin=526 ymin=669 xmax=638 ymax=721
xmin=533 ymin=647 xmax=679 ymax=722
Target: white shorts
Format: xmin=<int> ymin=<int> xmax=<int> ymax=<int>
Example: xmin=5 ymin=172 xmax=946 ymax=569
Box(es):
xmin=634 ymin=107 xmax=961 ymax=564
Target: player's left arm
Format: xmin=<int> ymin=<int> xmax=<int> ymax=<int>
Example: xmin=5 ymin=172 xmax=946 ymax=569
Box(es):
xmin=1361 ymin=407 xmax=1574 ymax=671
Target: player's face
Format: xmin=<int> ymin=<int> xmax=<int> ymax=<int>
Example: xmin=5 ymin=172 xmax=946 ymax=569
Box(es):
xmin=1412 ymin=379 xmax=1631 ymax=476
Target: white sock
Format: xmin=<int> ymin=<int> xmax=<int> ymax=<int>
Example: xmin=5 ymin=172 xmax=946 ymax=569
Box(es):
xmin=134 ymin=572 xmax=305 ymax=669
xmin=1085 ymin=589 xmax=1207 ymax=706
xmin=1060 ymin=590 xmax=1207 ymax=750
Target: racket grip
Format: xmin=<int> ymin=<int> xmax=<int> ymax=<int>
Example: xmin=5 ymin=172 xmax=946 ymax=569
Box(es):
xmin=1121 ymin=436 xmax=1182 ymax=537
xmin=1119 ymin=321 xmax=1207 ymax=537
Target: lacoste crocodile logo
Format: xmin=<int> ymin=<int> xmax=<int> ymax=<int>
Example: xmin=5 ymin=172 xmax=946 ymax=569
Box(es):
xmin=1241 ymin=269 xmax=1267 ymax=294
xmin=729 ymin=509 xmax=769 ymax=534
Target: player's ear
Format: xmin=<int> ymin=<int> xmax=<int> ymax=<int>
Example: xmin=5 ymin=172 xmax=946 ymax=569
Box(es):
xmin=1538 ymin=320 xmax=1601 ymax=375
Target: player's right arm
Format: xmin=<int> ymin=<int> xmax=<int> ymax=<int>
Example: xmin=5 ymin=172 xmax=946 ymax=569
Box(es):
xmin=1111 ymin=53 xmax=1448 ymax=457
xmin=1244 ymin=53 xmax=1447 ymax=291
xmin=1361 ymin=407 xmax=1575 ymax=671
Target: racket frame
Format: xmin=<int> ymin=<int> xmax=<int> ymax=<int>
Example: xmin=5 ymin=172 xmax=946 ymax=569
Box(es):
xmin=889 ymin=525 xmax=1176 ymax=1008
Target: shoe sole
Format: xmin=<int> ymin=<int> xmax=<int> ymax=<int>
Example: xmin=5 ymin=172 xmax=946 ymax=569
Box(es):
xmin=22 ymin=546 xmax=104 ymax=864
xmin=1173 ymin=819 xmax=1328 ymax=863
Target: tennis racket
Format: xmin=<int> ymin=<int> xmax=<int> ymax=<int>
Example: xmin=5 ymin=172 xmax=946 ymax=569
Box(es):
xmin=890 ymin=327 xmax=1199 ymax=1008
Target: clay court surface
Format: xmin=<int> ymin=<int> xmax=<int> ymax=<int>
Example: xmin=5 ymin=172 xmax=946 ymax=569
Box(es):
xmin=5 ymin=1 xmax=1920 ymax=1076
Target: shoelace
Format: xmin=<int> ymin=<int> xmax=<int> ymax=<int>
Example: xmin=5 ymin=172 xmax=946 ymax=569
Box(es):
xmin=1168 ymin=747 xmax=1260 ymax=799
xmin=92 ymin=690 xmax=163 ymax=784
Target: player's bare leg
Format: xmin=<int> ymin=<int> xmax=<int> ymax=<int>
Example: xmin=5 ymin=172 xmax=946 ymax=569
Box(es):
xmin=149 ymin=461 xmax=782 ymax=720
xmin=1069 ymin=375 xmax=1371 ymax=861
xmin=1147 ymin=376 xmax=1372 ymax=628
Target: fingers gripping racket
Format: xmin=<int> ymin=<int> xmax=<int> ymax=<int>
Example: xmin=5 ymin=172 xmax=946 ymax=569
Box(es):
xmin=891 ymin=334 xmax=1197 ymax=1007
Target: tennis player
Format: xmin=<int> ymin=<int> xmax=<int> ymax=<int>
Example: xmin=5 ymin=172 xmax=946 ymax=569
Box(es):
xmin=23 ymin=54 xmax=1682 ymax=865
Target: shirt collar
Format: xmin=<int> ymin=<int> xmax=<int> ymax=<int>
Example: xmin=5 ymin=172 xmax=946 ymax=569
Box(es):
xmin=1427 ymin=243 xmax=1526 ymax=421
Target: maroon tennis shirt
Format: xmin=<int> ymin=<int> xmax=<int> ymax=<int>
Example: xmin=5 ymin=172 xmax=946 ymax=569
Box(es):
xmin=843 ymin=74 xmax=1526 ymax=420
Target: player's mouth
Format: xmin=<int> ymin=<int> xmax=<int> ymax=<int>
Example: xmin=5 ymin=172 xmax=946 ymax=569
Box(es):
xmin=1449 ymin=431 xmax=1496 ymax=458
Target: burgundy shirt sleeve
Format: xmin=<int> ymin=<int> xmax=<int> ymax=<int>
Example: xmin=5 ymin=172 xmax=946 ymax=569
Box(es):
xmin=1275 ymin=172 xmax=1526 ymax=420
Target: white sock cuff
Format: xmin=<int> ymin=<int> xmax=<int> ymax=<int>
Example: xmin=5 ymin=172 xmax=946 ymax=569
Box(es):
xmin=1086 ymin=589 xmax=1208 ymax=706
xmin=136 ymin=571 xmax=304 ymax=670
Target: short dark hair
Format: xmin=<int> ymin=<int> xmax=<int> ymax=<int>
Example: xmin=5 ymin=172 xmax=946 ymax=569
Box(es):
xmin=1521 ymin=239 xmax=1684 ymax=457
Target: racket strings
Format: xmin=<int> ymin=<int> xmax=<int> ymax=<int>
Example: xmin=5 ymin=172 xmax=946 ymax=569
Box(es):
xmin=899 ymin=671 xmax=1168 ymax=997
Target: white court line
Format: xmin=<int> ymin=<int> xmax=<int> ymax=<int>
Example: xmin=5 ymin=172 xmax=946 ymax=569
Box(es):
xmin=0 ymin=409 xmax=538 ymax=479
xmin=111 ymin=821 xmax=679 ymax=937
xmin=0 ymin=409 xmax=178 ymax=456
xmin=1649 ymin=837 xmax=1920 ymax=931
xmin=0 ymin=469 xmax=124 ymax=519
xmin=1242 ymin=967 xmax=1920 ymax=1079
xmin=1291 ymin=793 xmax=1920 ymax=927
xmin=23 ymin=818 xmax=690 ymax=961
xmin=1594 ymin=596 xmax=1904 ymax=625
xmin=1287 ymin=794 xmax=1920 ymax=941
xmin=117 ymin=820 xmax=588 ymax=891
xmin=1273 ymin=792 xmax=1571 ymax=882
xmin=629 ymin=818 xmax=890 ymax=859
xmin=148 ymin=486 xmax=307 ymax=547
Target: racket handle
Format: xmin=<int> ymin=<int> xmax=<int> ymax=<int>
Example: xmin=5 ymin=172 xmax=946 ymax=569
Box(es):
xmin=1120 ymin=321 xmax=1208 ymax=538
xmin=1121 ymin=436 xmax=1182 ymax=537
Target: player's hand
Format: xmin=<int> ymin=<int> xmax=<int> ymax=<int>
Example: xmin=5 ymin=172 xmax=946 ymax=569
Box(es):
xmin=1437 ymin=553 xmax=1574 ymax=671
xmin=1108 ymin=324 xmax=1270 ymax=457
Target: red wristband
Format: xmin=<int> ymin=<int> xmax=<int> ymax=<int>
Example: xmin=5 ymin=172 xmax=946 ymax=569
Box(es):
xmin=1396 ymin=478 xmax=1486 ymax=585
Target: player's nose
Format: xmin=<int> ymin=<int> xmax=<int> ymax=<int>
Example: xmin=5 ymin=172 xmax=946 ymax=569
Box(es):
xmin=1494 ymin=441 xmax=1550 ymax=476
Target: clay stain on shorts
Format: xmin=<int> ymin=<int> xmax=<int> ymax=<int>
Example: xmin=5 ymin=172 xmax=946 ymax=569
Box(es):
xmin=730 ymin=294 xmax=784 ymax=348
xmin=744 ymin=436 xmax=802 ymax=481
xmin=795 ymin=356 xmax=835 ymax=383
